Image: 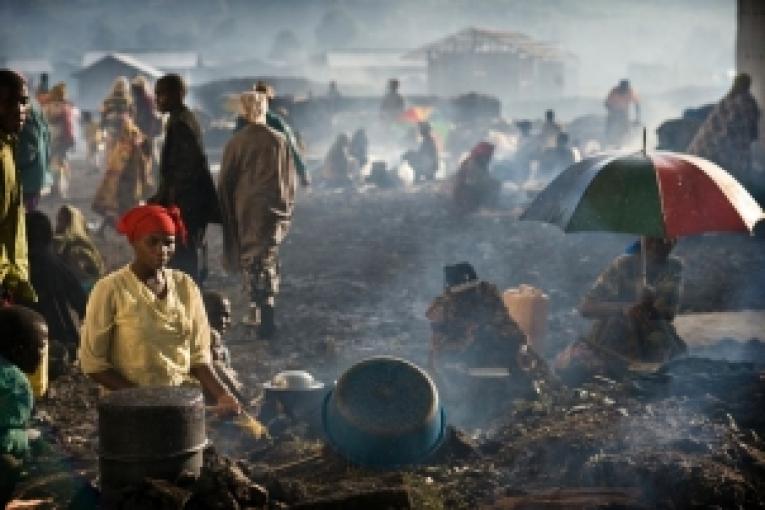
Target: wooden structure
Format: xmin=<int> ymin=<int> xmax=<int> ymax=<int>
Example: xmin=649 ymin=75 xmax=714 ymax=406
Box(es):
xmin=406 ymin=27 xmax=577 ymax=101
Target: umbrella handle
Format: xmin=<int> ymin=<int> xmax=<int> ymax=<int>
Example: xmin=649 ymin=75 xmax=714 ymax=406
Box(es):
xmin=640 ymin=235 xmax=647 ymax=290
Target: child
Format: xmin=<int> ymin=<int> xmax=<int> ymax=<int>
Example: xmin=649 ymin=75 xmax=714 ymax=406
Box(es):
xmin=0 ymin=306 xmax=47 ymax=506
xmin=202 ymin=291 xmax=242 ymax=400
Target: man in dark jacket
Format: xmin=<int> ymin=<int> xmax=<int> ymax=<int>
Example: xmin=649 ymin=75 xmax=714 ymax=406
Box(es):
xmin=151 ymin=74 xmax=220 ymax=284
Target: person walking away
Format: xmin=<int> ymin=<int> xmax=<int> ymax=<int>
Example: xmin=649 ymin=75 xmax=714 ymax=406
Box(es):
xmin=41 ymin=82 xmax=75 ymax=199
xmin=92 ymin=115 xmax=153 ymax=233
xmin=234 ymin=81 xmax=310 ymax=187
xmin=218 ymin=90 xmax=296 ymax=339
xmin=15 ymin=96 xmax=51 ymax=210
xmin=151 ymin=74 xmax=220 ymax=284
xmin=687 ymin=73 xmax=760 ymax=186
xmin=0 ymin=70 xmax=35 ymax=303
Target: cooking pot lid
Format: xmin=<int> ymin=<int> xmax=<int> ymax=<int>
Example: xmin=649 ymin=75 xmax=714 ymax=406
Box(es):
xmin=263 ymin=370 xmax=325 ymax=391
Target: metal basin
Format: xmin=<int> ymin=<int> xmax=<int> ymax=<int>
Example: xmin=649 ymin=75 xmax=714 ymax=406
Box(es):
xmin=322 ymin=356 xmax=446 ymax=468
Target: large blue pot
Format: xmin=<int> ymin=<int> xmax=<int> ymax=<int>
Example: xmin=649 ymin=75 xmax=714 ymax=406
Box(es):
xmin=322 ymin=356 xmax=446 ymax=468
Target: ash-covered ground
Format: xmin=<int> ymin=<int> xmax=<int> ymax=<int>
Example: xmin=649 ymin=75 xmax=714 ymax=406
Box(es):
xmin=16 ymin=161 xmax=765 ymax=509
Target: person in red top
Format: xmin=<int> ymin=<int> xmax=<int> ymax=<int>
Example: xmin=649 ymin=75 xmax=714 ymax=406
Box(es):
xmin=605 ymin=79 xmax=640 ymax=148
xmin=452 ymin=141 xmax=499 ymax=215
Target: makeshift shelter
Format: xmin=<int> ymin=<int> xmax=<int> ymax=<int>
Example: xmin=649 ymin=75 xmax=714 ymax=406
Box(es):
xmin=406 ymin=27 xmax=577 ymax=101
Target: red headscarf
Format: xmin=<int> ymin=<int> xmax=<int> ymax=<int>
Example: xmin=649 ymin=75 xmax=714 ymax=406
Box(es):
xmin=116 ymin=205 xmax=187 ymax=244
xmin=470 ymin=141 xmax=495 ymax=160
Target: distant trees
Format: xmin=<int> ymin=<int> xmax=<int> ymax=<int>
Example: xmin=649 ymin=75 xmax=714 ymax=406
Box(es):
xmin=270 ymin=29 xmax=302 ymax=62
xmin=314 ymin=8 xmax=358 ymax=49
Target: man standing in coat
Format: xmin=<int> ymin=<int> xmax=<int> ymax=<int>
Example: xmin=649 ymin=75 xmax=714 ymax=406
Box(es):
xmin=151 ymin=74 xmax=220 ymax=284
xmin=218 ymin=90 xmax=296 ymax=339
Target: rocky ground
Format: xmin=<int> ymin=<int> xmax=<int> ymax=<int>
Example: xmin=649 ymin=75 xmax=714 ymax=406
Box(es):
xmin=10 ymin=160 xmax=765 ymax=509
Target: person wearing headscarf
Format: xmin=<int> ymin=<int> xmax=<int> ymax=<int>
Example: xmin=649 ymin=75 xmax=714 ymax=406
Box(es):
xmin=452 ymin=141 xmax=499 ymax=215
xmin=233 ymin=81 xmax=310 ymax=186
xmin=19 ymin=211 xmax=86 ymax=358
xmin=426 ymin=262 xmax=549 ymax=422
xmin=92 ymin=114 xmax=152 ymax=232
xmin=0 ymin=69 xmax=35 ymax=303
xmin=101 ymin=76 xmax=133 ymax=136
xmin=41 ymin=82 xmax=75 ymax=199
xmin=687 ymin=73 xmax=761 ymax=183
xmin=321 ymin=132 xmax=358 ymax=186
xmin=150 ymin=74 xmax=220 ymax=284
xmin=78 ymin=204 xmax=240 ymax=415
xmin=554 ymin=237 xmax=686 ymax=383
xmin=218 ymin=90 xmax=296 ymax=338
xmin=53 ymin=205 xmax=105 ymax=291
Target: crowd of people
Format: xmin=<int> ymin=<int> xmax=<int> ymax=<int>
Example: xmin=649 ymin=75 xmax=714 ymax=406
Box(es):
xmin=0 ymin=64 xmax=761 ymax=504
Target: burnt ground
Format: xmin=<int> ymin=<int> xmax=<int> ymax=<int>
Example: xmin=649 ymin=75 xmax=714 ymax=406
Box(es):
xmin=12 ymin=160 xmax=765 ymax=509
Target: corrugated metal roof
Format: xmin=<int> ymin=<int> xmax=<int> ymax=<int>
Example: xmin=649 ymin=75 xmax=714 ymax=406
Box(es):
xmin=74 ymin=53 xmax=164 ymax=78
xmin=82 ymin=51 xmax=200 ymax=69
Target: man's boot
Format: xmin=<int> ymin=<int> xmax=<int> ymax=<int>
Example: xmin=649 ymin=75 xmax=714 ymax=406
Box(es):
xmin=258 ymin=304 xmax=276 ymax=339
xmin=243 ymin=303 xmax=260 ymax=328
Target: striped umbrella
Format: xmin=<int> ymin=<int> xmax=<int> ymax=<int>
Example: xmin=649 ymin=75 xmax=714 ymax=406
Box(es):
xmin=521 ymin=148 xmax=765 ymax=283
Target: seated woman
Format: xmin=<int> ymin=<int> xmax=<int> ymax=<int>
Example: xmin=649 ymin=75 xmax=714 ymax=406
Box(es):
xmin=21 ymin=211 xmax=86 ymax=364
xmin=555 ymin=237 xmax=687 ymax=383
xmin=0 ymin=306 xmax=46 ymax=506
xmin=452 ymin=142 xmax=499 ymax=215
xmin=78 ymin=205 xmax=239 ymax=415
xmin=53 ymin=205 xmax=106 ymax=292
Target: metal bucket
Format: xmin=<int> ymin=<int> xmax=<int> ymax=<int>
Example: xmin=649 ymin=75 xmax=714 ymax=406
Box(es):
xmin=322 ymin=356 xmax=446 ymax=468
xmin=98 ymin=387 xmax=206 ymax=496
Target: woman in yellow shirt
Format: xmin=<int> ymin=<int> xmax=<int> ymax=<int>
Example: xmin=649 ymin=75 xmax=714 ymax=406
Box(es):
xmin=78 ymin=204 xmax=239 ymax=415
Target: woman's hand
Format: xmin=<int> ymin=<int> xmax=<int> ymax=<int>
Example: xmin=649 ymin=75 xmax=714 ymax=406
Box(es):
xmin=213 ymin=392 xmax=242 ymax=417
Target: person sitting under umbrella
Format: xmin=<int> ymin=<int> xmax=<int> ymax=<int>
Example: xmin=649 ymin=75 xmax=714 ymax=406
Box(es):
xmin=78 ymin=204 xmax=240 ymax=416
xmin=555 ymin=237 xmax=687 ymax=383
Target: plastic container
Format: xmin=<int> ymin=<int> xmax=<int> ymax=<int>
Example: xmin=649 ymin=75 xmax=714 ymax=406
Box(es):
xmin=27 ymin=340 xmax=48 ymax=398
xmin=503 ymin=284 xmax=549 ymax=353
xmin=322 ymin=356 xmax=446 ymax=468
